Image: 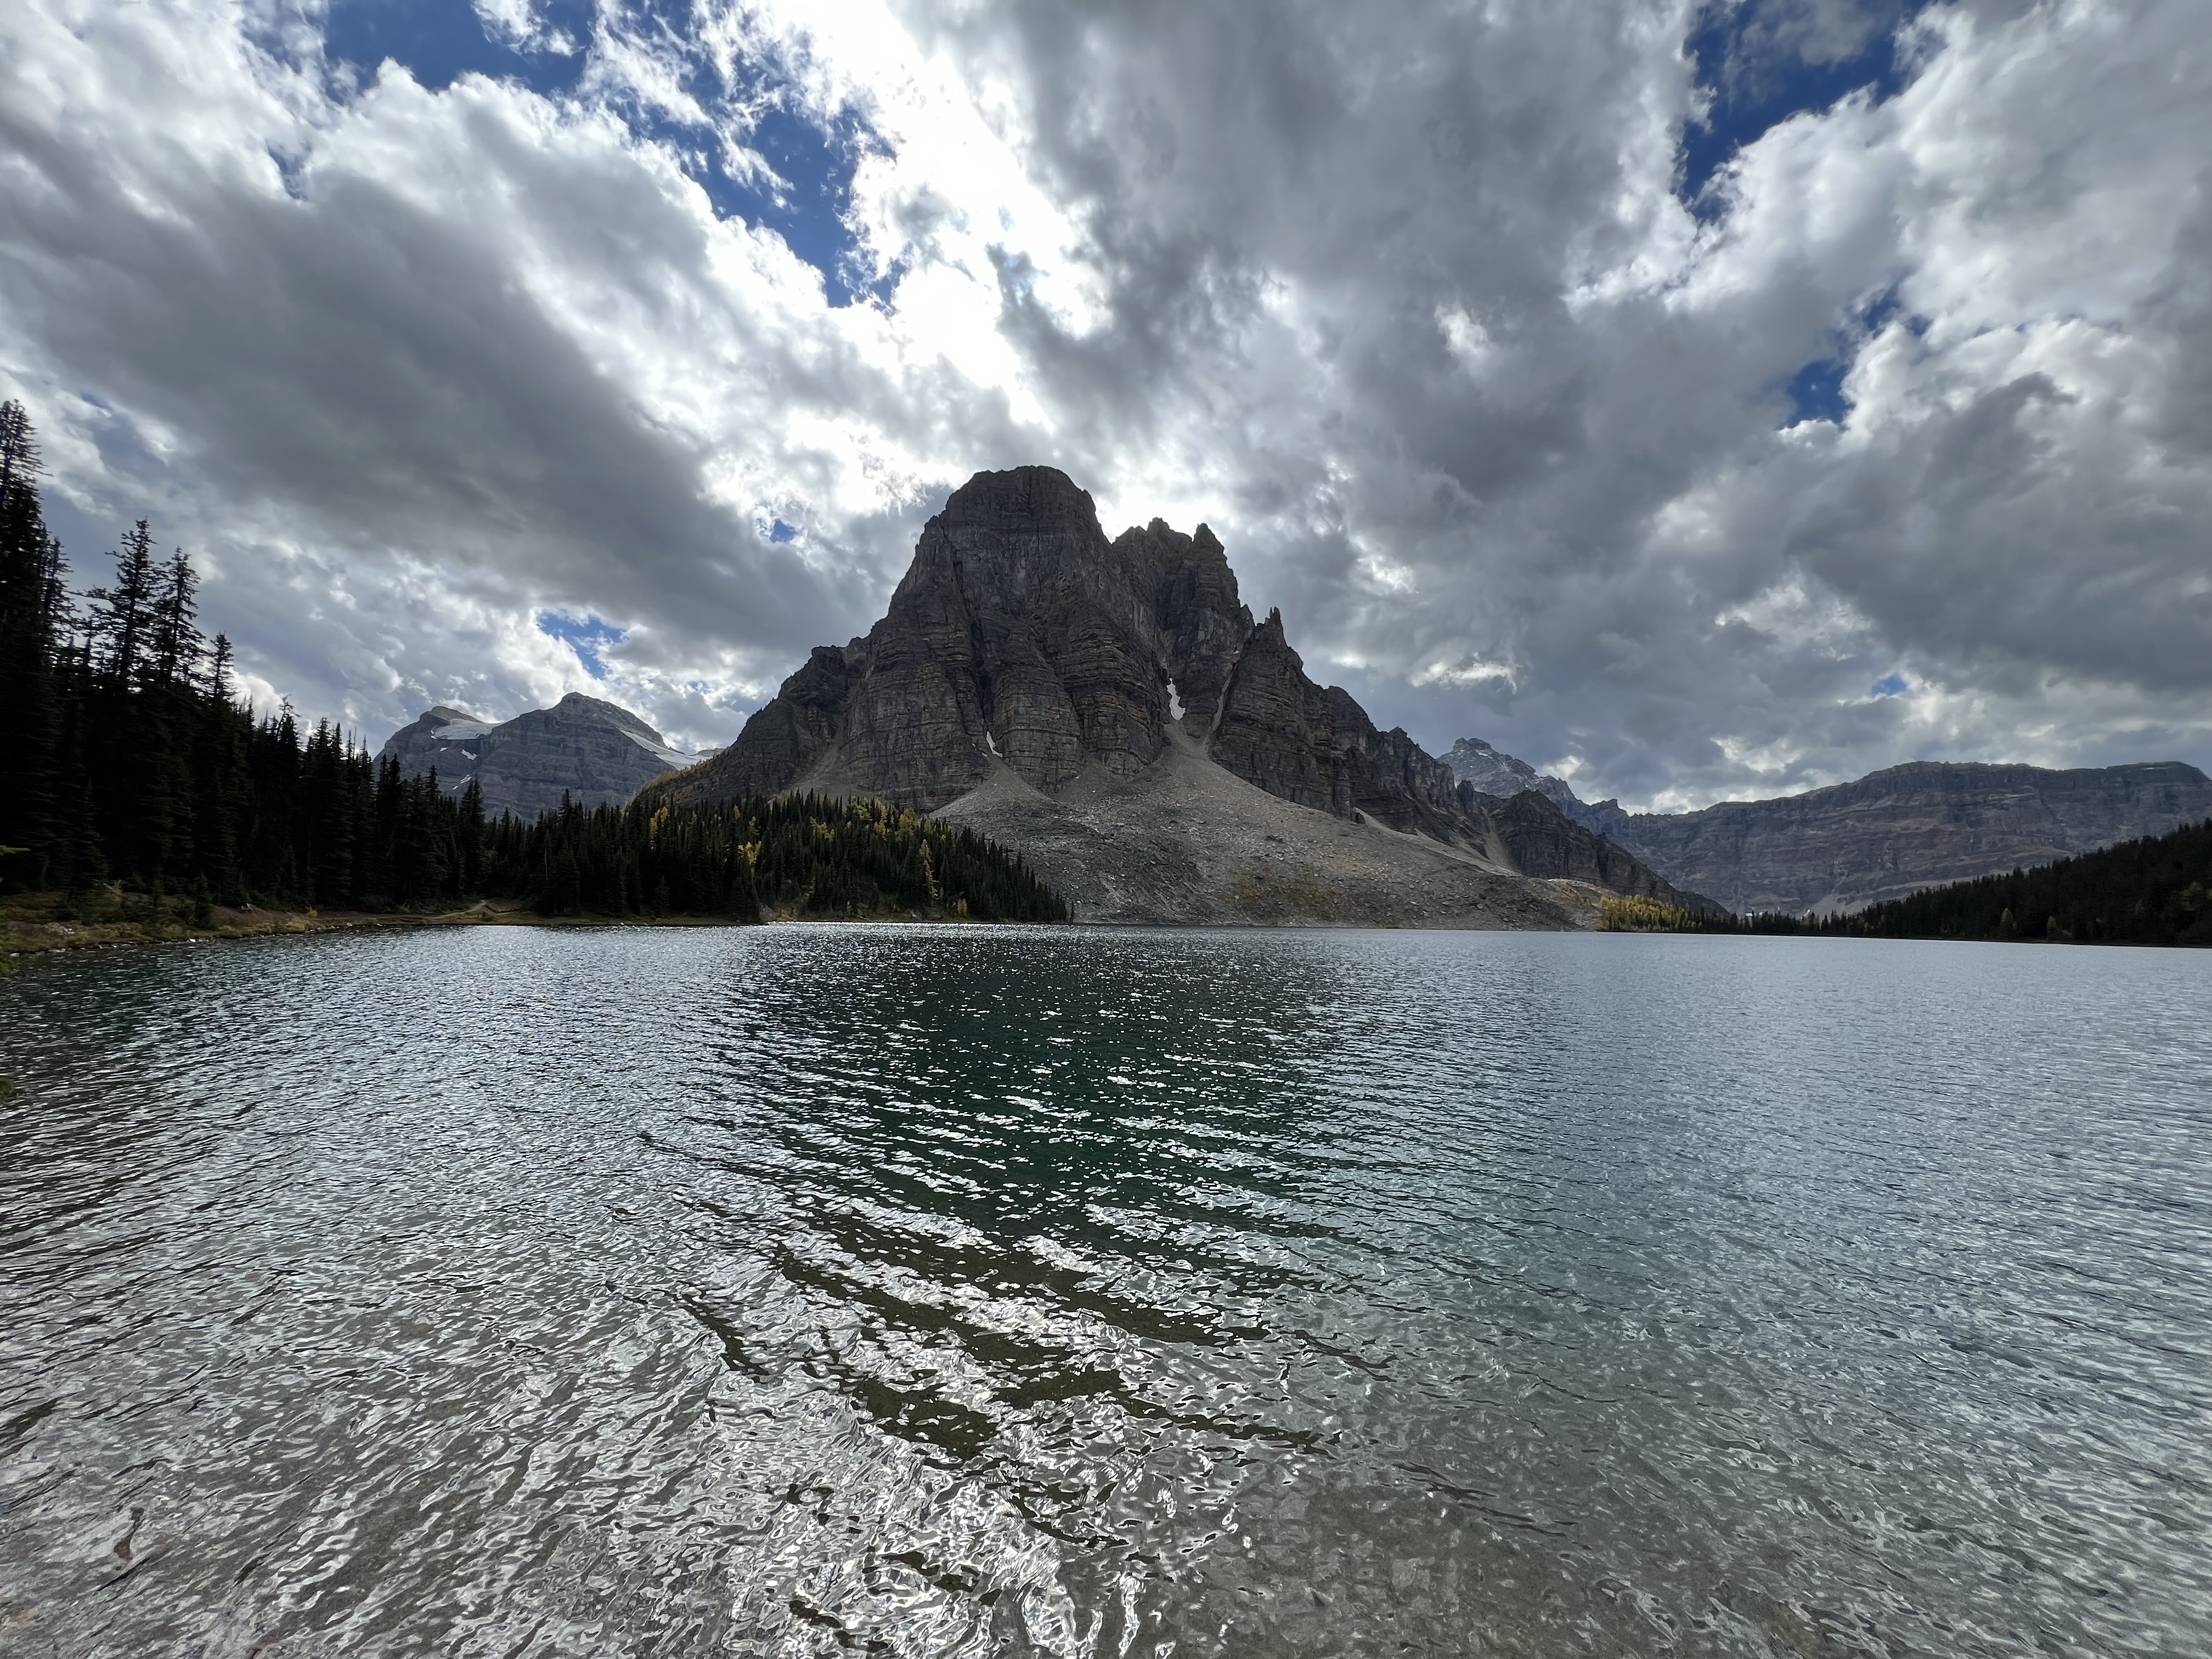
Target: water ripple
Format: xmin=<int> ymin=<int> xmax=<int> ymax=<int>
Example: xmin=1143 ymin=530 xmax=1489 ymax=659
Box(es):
xmin=1 ymin=926 xmax=2208 ymax=1656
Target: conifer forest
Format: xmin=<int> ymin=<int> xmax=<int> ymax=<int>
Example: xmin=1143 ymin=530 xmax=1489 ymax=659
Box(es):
xmin=1599 ymin=818 xmax=2212 ymax=947
xmin=1836 ymin=818 xmax=2212 ymax=946
xmin=0 ymin=402 xmax=1066 ymax=925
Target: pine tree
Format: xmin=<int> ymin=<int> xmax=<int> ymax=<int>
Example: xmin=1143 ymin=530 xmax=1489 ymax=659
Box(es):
xmin=455 ymin=776 xmax=486 ymax=893
xmin=46 ymin=692 xmax=105 ymax=896
xmin=0 ymin=400 xmax=39 ymax=513
xmin=149 ymin=549 xmax=203 ymax=687
xmin=544 ymin=847 xmax=582 ymax=915
xmin=0 ymin=405 xmax=63 ymax=876
xmin=87 ymin=521 xmax=159 ymax=687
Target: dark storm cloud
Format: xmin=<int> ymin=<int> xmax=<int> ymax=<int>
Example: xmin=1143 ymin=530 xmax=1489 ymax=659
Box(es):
xmin=8 ymin=122 xmax=812 ymax=640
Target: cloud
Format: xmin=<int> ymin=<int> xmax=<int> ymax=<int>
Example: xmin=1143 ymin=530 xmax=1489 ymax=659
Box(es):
xmin=1 ymin=0 xmax=2205 ymax=802
xmin=1 ymin=0 xmax=1046 ymax=747
xmin=884 ymin=0 xmax=2212 ymax=803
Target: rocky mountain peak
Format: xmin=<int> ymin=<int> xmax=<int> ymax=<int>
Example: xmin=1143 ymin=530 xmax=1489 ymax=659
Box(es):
xmin=1443 ymin=737 xmax=1585 ymax=813
xmin=379 ymin=693 xmax=690 ymax=819
xmin=938 ymin=464 xmax=1103 ymax=537
xmin=646 ymin=466 xmax=1706 ymax=921
xmin=544 ymin=691 xmax=669 ymax=744
xmin=708 ymin=467 xmax=1260 ymax=811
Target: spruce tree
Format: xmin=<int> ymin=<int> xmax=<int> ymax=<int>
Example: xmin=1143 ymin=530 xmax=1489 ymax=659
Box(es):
xmin=87 ymin=521 xmax=158 ymax=687
xmin=0 ymin=406 xmax=63 ymax=877
xmin=456 ymin=776 xmax=486 ymax=893
xmin=149 ymin=549 xmax=203 ymax=687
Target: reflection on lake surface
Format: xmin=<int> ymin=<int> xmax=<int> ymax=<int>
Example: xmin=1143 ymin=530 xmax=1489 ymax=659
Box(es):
xmin=2 ymin=926 xmax=2208 ymax=1656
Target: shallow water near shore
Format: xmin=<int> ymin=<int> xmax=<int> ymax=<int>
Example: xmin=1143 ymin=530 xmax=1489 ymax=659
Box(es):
xmin=2 ymin=925 xmax=2208 ymax=1657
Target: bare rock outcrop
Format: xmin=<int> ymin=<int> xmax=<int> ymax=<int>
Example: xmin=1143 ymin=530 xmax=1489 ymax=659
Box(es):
xmin=1211 ymin=612 xmax=1470 ymax=845
xmin=654 ymin=467 xmax=1236 ymax=815
xmin=651 ymin=466 xmax=1702 ymax=923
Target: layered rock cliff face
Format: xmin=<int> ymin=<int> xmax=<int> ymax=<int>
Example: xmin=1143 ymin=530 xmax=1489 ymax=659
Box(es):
xmin=1212 ymin=613 xmax=1477 ymax=847
xmin=1573 ymin=760 xmax=2212 ymax=915
xmin=379 ymin=693 xmax=690 ymax=820
xmin=650 ymin=466 xmax=1704 ymax=923
xmin=1481 ymin=791 xmax=1678 ymax=892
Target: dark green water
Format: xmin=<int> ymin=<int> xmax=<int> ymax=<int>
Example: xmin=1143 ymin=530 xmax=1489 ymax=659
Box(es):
xmin=2 ymin=926 xmax=2208 ymax=1657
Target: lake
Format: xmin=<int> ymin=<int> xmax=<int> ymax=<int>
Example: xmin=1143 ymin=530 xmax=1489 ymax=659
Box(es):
xmin=2 ymin=926 xmax=2208 ymax=1656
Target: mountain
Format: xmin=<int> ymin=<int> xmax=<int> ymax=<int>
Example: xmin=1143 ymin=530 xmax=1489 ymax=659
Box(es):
xmin=1442 ymin=738 xmax=1584 ymax=814
xmin=379 ymin=692 xmax=691 ymax=820
xmin=644 ymin=466 xmax=1706 ymax=925
xmin=1443 ymin=743 xmax=2212 ymax=915
xmin=380 ymin=704 xmax=499 ymax=781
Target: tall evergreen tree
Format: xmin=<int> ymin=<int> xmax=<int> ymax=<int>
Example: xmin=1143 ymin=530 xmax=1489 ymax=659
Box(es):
xmin=0 ymin=402 xmax=64 ymax=872
xmin=87 ymin=520 xmax=158 ymax=687
xmin=455 ymin=776 xmax=487 ymax=893
xmin=149 ymin=549 xmax=203 ymax=687
xmin=0 ymin=400 xmax=37 ymax=505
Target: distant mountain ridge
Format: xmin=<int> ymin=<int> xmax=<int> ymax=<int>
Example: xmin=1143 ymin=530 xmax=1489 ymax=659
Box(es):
xmin=645 ymin=466 xmax=1708 ymax=925
xmin=380 ymin=692 xmax=690 ymax=820
xmin=1442 ymin=743 xmax=2212 ymax=915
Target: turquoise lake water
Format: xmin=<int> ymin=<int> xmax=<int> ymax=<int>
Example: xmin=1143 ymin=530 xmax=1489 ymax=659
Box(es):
xmin=2 ymin=926 xmax=2208 ymax=1656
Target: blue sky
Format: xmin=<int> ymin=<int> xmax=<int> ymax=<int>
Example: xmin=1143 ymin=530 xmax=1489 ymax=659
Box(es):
xmin=1680 ymin=0 xmax=1912 ymax=210
xmin=1677 ymin=1 xmax=1921 ymax=426
xmin=536 ymin=608 xmax=625 ymax=678
xmin=323 ymin=0 xmax=889 ymax=304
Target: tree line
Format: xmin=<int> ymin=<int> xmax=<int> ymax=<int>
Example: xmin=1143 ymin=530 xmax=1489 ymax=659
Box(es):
xmin=1836 ymin=818 xmax=2212 ymax=946
xmin=507 ymin=792 xmax=1068 ymax=923
xmin=0 ymin=400 xmax=1066 ymax=924
xmin=1598 ymin=817 xmax=2212 ymax=947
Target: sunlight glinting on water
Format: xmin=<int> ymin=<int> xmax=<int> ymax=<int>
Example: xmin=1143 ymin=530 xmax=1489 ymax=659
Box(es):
xmin=2 ymin=925 xmax=2208 ymax=1656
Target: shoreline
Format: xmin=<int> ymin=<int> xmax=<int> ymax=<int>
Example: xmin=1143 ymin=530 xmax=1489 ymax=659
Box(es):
xmin=0 ymin=893 xmax=1001 ymax=966
xmin=10 ymin=894 xmax=2194 ymax=972
xmin=0 ymin=888 xmax=1587 ymax=964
